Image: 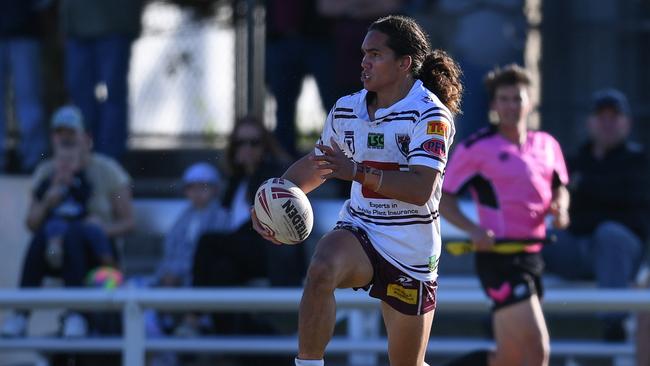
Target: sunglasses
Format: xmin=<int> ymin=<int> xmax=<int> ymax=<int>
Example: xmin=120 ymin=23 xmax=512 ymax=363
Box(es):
xmin=235 ymin=138 xmax=262 ymax=147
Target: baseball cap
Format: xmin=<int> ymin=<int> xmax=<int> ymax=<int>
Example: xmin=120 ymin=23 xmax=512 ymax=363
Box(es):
xmin=51 ymin=105 xmax=85 ymax=132
xmin=591 ymin=88 xmax=630 ymax=115
xmin=182 ymin=162 xmax=221 ymax=186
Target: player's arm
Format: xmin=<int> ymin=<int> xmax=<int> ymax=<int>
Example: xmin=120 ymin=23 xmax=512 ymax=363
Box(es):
xmin=439 ymin=192 xmax=494 ymax=250
xmin=281 ymin=152 xmax=327 ymax=195
xmin=550 ymin=184 xmax=570 ymax=229
xmin=368 ymin=164 xmax=438 ymax=206
xmin=313 ymin=138 xmax=437 ymax=205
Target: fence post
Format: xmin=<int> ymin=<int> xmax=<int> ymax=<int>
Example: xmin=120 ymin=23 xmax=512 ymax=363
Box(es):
xmin=123 ymin=291 xmax=145 ymax=366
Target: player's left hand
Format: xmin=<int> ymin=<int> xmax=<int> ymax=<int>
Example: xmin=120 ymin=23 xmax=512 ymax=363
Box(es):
xmin=312 ymin=137 xmax=355 ymax=181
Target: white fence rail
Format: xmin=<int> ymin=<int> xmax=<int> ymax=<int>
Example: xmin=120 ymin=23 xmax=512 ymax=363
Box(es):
xmin=0 ymin=287 xmax=648 ymax=366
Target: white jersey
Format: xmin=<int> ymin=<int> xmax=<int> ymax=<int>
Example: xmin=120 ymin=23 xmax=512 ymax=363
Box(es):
xmin=316 ymin=80 xmax=456 ymax=282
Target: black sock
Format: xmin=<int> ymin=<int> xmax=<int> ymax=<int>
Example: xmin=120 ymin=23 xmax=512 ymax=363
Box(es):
xmin=444 ymin=350 xmax=489 ymax=366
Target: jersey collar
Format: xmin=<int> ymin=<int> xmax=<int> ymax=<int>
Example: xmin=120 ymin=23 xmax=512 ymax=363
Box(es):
xmin=356 ymin=80 xmax=424 ymax=121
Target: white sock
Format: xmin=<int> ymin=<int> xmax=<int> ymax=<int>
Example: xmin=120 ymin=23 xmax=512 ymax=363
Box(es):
xmin=294 ymin=357 xmax=324 ymax=366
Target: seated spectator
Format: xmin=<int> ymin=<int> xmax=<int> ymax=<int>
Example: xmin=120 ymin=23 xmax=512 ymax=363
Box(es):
xmin=152 ymin=162 xmax=230 ymax=337
xmin=1 ymin=105 xmax=134 ymax=338
xmin=193 ymin=116 xmax=300 ymax=290
xmin=155 ymin=162 xmax=229 ymax=288
xmin=38 ymin=142 xmax=116 ymax=270
xmin=543 ymin=89 xmax=650 ymax=341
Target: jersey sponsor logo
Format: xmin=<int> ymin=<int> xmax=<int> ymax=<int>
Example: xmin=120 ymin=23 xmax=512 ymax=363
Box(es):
xmin=344 ymin=131 xmax=355 ymax=154
xmin=387 ymin=283 xmax=418 ymax=304
xmin=396 ymin=275 xmax=414 ymax=287
xmin=395 ymin=133 xmax=410 ymax=157
xmin=421 ymin=138 xmax=446 ymax=158
xmin=428 ymin=255 xmax=438 ymax=272
xmin=367 ymin=133 xmax=384 ymax=149
xmin=426 ymin=121 xmax=449 ymax=137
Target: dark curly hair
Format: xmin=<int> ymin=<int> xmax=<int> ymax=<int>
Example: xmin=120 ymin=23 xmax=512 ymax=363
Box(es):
xmin=368 ymin=15 xmax=463 ymax=116
xmin=484 ymin=63 xmax=532 ymax=101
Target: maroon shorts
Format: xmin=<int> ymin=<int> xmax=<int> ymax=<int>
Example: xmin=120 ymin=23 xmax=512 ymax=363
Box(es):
xmin=335 ymin=222 xmax=438 ymax=316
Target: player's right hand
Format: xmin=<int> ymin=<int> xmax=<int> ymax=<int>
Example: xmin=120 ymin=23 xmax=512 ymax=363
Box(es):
xmin=250 ymin=207 xmax=283 ymax=245
xmin=470 ymin=226 xmax=495 ymax=251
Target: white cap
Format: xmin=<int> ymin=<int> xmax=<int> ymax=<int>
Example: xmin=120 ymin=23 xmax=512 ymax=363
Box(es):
xmin=182 ymin=162 xmax=221 ymax=186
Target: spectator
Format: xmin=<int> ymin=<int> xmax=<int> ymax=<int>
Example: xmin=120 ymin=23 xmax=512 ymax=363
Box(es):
xmin=155 ymin=162 xmax=229 ymax=289
xmin=145 ymin=162 xmax=230 ymax=366
xmin=60 ymin=0 xmax=144 ymax=161
xmin=193 ymin=116 xmax=299 ymax=289
xmin=0 ymin=105 xmax=134 ymax=338
xmin=0 ymin=0 xmax=49 ymax=173
xmin=543 ymin=88 xmax=650 ymax=341
xmin=440 ymin=64 xmax=569 ymax=366
xmin=266 ymin=0 xmax=337 ymax=157
xmin=37 ymin=141 xmax=116 ymax=271
xmin=152 ymin=162 xmax=229 ymax=337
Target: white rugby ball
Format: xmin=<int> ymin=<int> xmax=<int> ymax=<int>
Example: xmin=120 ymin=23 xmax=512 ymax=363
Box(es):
xmin=254 ymin=178 xmax=314 ymax=245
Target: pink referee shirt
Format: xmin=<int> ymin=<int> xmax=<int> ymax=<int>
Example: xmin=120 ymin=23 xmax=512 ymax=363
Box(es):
xmin=442 ymin=127 xmax=569 ymax=252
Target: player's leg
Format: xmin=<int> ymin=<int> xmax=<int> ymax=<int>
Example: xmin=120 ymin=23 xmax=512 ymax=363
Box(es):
xmin=297 ymin=228 xmax=373 ymax=361
xmin=446 ymin=253 xmax=548 ymax=366
xmin=381 ymin=301 xmax=434 ymax=366
xmin=491 ymin=295 xmax=549 ymax=366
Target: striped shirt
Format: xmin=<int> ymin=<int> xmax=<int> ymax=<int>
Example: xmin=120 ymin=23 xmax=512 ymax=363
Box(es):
xmin=316 ymin=80 xmax=455 ymax=281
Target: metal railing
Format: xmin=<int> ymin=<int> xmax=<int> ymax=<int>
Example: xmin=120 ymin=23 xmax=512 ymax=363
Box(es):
xmin=1 ymin=287 xmax=648 ymax=366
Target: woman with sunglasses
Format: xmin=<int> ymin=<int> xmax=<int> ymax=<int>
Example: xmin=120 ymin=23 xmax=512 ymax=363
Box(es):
xmin=252 ymin=15 xmax=463 ymax=366
xmin=194 ymin=116 xmax=299 ymax=286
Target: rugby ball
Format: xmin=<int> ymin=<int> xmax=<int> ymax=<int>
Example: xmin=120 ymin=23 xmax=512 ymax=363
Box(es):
xmin=254 ymin=178 xmax=314 ymax=245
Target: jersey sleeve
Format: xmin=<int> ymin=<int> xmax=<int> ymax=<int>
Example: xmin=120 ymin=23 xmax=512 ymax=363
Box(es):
xmin=314 ymin=104 xmax=351 ymax=158
xmin=407 ymin=107 xmax=453 ymax=172
xmin=442 ymin=142 xmax=481 ymax=195
xmin=314 ymin=105 xmax=338 ymax=156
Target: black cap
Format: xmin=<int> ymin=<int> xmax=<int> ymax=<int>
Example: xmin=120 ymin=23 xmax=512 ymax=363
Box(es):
xmin=591 ymin=88 xmax=630 ymax=115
